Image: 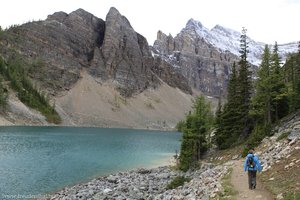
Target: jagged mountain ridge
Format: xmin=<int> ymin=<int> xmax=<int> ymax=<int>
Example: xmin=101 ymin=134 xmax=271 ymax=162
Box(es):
xmin=1 ymin=7 xmax=191 ymax=97
xmin=153 ymin=22 xmax=240 ymax=97
xmin=0 ymin=7 xmax=193 ymax=128
xmin=178 ymin=19 xmax=298 ymax=65
xmin=152 ymin=18 xmax=298 ymax=97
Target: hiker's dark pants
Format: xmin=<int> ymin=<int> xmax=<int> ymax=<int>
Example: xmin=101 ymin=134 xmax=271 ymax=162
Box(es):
xmin=248 ymin=170 xmax=257 ymax=189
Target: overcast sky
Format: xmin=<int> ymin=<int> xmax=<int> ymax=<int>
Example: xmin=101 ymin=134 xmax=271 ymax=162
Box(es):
xmin=1 ymin=0 xmax=299 ymax=45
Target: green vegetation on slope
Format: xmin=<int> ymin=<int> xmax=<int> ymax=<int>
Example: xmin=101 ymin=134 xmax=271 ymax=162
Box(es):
xmin=0 ymin=52 xmax=61 ymax=124
xmin=0 ymin=75 xmax=8 ymax=110
xmin=214 ymin=31 xmax=300 ymax=155
xmin=166 ymin=176 xmax=191 ymax=190
xmin=178 ymin=95 xmax=214 ymax=171
xmin=244 ymin=42 xmax=300 ymax=154
xmin=0 ymin=27 xmax=8 ymax=110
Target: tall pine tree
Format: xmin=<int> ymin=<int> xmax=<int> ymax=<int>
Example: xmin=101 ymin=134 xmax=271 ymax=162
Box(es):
xmin=179 ymin=96 xmax=213 ymax=171
xmin=236 ymin=27 xmax=252 ymax=138
xmin=214 ymin=28 xmax=253 ymax=148
xmin=214 ymin=62 xmax=240 ymax=149
xmin=270 ymin=42 xmax=288 ymax=121
xmin=250 ymin=45 xmax=272 ymax=126
xmin=284 ymin=41 xmax=300 ymax=112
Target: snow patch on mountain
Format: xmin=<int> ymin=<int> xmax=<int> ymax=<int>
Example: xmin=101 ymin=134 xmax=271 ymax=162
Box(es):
xmin=182 ymin=19 xmax=298 ymax=66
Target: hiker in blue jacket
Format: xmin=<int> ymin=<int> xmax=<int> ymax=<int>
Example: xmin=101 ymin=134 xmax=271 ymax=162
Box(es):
xmin=244 ymin=149 xmax=263 ymax=189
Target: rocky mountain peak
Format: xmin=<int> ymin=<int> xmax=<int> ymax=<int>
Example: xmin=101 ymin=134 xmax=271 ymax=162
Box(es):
xmin=45 ymin=8 xmax=104 ymax=39
xmin=182 ymin=19 xmax=298 ymax=66
xmin=46 ymin=8 xmax=98 ymax=24
xmin=153 ymin=27 xmax=238 ymax=97
xmin=106 ymin=7 xmax=132 ymax=28
xmin=107 ymin=7 xmax=120 ymax=16
xmin=100 ymin=7 xmax=156 ymax=96
xmin=46 ymin=11 xmax=68 ymax=22
xmin=71 ymin=8 xmax=90 ymax=16
xmin=91 ymin=7 xmax=189 ymax=96
xmin=153 ymin=31 xmax=174 ymax=55
xmin=156 ymin=31 xmax=171 ymax=41
xmin=186 ymin=18 xmax=204 ymax=30
xmin=211 ymin=24 xmax=239 ymax=37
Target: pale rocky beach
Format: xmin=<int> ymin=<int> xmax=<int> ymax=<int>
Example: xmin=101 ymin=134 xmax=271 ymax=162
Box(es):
xmin=38 ymin=160 xmax=229 ymax=200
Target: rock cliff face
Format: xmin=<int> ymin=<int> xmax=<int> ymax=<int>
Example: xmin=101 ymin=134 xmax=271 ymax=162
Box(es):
xmin=3 ymin=9 xmax=105 ymax=93
xmin=1 ymin=7 xmax=191 ymax=97
xmin=0 ymin=7 xmax=193 ymax=128
xmin=153 ymin=19 xmax=239 ymax=97
xmin=94 ymin=7 xmax=191 ymax=96
xmin=99 ymin=7 xmax=156 ymax=96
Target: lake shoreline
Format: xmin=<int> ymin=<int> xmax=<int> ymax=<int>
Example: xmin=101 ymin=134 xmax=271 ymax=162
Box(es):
xmin=0 ymin=123 xmax=177 ymax=132
xmin=36 ymin=155 xmax=176 ymax=199
xmin=37 ymin=159 xmax=228 ymax=200
xmin=0 ymin=126 xmax=181 ymax=198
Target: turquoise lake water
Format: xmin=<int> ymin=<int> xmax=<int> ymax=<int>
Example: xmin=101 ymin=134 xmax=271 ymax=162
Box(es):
xmin=0 ymin=126 xmax=181 ymax=198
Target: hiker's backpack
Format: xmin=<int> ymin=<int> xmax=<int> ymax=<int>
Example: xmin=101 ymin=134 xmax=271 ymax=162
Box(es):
xmin=247 ymin=155 xmax=255 ymax=168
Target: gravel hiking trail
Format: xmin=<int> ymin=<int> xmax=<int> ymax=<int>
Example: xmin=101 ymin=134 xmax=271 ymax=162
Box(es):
xmin=231 ymin=160 xmax=274 ymax=200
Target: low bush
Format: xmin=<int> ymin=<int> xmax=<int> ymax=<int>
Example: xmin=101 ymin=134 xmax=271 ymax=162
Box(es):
xmin=166 ymin=176 xmax=191 ymax=190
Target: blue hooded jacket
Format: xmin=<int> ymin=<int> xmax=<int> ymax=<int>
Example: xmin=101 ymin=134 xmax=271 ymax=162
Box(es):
xmin=244 ymin=153 xmax=263 ymax=172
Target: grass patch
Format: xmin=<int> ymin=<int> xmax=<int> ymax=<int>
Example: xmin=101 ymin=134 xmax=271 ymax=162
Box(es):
xmin=217 ymin=168 xmax=237 ymax=200
xmin=283 ymin=192 xmax=300 ymax=200
xmin=166 ymin=176 xmax=191 ymax=190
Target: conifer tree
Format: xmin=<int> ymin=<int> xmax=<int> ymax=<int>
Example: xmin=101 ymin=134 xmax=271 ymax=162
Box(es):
xmin=236 ymin=27 xmax=252 ymax=138
xmin=227 ymin=62 xmax=238 ymax=106
xmin=215 ymin=28 xmax=253 ymax=149
xmin=214 ymin=62 xmax=240 ymax=149
xmin=179 ymin=96 xmax=213 ymax=171
xmin=214 ymin=98 xmax=223 ymax=145
xmin=250 ymin=45 xmax=272 ymax=126
xmin=284 ymin=41 xmax=300 ymax=112
xmin=270 ymin=42 xmax=288 ymax=121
